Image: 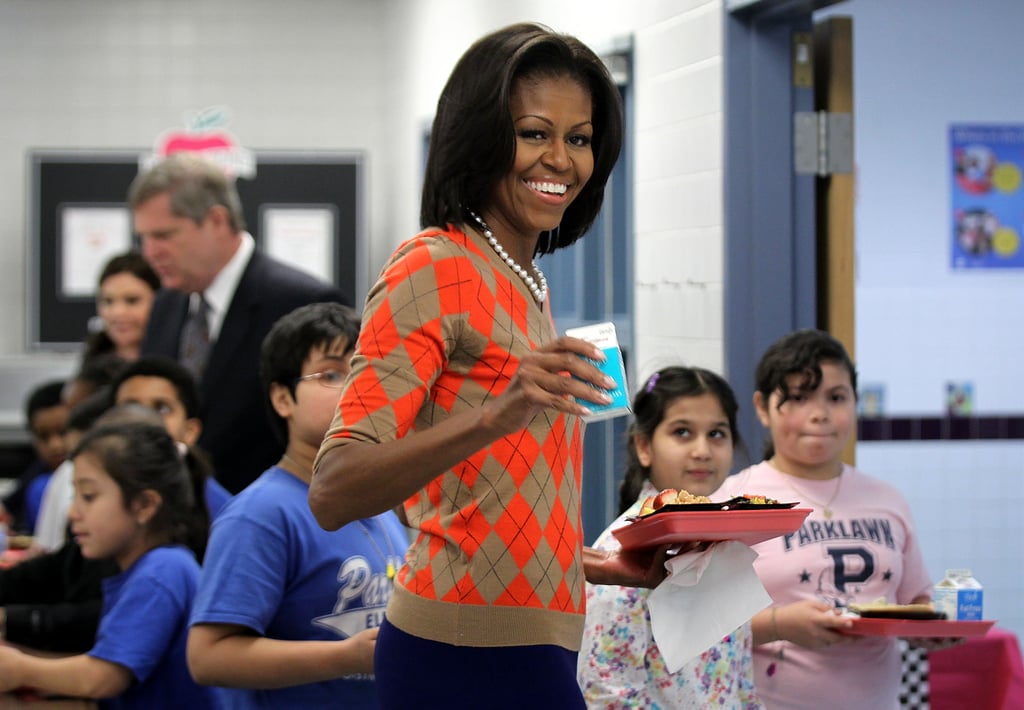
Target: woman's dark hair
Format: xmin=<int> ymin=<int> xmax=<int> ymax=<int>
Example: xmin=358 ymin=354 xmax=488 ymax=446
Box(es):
xmin=82 ymin=251 xmax=160 ymax=363
xmin=754 ymin=329 xmax=859 ymax=459
xmin=618 ymin=366 xmax=742 ymax=515
xmin=420 ymin=22 xmax=624 ymax=255
xmin=98 ymin=251 xmax=161 ymax=292
xmin=71 ymin=417 xmax=211 ymax=561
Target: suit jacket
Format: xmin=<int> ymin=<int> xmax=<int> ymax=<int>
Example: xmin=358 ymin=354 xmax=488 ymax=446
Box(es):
xmin=141 ymin=250 xmax=348 ymax=493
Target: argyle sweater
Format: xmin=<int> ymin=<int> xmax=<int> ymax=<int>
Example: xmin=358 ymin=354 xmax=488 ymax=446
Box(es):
xmin=317 ymin=225 xmax=586 ymax=650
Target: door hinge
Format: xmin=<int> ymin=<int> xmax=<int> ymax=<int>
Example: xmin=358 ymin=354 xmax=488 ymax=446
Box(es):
xmin=794 ymin=111 xmax=853 ymax=176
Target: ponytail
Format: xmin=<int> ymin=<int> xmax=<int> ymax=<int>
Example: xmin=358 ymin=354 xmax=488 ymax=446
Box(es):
xmin=178 ymin=443 xmax=212 ymax=562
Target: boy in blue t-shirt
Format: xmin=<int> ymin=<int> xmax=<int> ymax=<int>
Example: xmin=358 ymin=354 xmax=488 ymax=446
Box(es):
xmin=109 ymin=356 xmax=232 ymax=518
xmin=2 ymin=380 xmax=69 ymax=534
xmin=187 ymin=302 xmax=408 ymax=709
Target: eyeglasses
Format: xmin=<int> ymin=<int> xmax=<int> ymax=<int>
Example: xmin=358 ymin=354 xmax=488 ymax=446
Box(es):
xmin=293 ymin=370 xmax=348 ymax=389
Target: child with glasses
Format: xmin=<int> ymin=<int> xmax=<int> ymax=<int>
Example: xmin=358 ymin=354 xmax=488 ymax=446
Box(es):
xmin=186 ymin=302 xmax=409 ymax=708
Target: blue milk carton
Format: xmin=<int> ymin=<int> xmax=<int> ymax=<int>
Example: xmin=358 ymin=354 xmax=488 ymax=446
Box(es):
xmin=564 ymin=322 xmax=630 ymax=423
xmin=933 ymin=568 xmax=984 ymax=620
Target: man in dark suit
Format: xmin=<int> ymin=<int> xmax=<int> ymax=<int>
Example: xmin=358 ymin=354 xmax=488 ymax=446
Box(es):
xmin=131 ymin=152 xmax=348 ymax=493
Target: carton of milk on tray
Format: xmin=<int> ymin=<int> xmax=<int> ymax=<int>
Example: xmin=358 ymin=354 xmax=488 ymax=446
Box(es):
xmin=565 ymin=322 xmax=630 ymax=422
xmin=933 ymin=568 xmax=984 ymax=621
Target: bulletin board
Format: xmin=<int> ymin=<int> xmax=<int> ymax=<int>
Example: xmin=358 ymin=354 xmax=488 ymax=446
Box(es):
xmin=28 ymin=150 xmax=364 ymax=350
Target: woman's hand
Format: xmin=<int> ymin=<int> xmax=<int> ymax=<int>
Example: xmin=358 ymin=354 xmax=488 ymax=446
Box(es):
xmin=481 ymin=336 xmax=615 ymax=436
xmin=583 ymin=543 xmax=697 ymax=588
xmin=312 ymin=336 xmax=616 ymax=530
xmin=774 ymin=599 xmax=854 ymax=649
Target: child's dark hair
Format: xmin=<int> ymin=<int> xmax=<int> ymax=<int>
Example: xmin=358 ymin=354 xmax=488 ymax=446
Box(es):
xmin=258 ymin=302 xmax=361 ymax=445
xmin=618 ymin=366 xmax=742 ymax=515
xmin=755 ymin=329 xmax=858 ymax=459
xmin=75 ymin=352 xmax=130 ymax=391
xmin=25 ymin=379 xmax=66 ymax=427
xmin=110 ymin=355 xmax=202 ymax=418
xmin=67 ymin=388 xmax=113 ymax=433
xmin=71 ymin=414 xmax=211 ymax=561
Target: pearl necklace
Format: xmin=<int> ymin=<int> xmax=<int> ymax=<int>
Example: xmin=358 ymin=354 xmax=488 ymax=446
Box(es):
xmin=468 ymin=211 xmax=548 ymax=303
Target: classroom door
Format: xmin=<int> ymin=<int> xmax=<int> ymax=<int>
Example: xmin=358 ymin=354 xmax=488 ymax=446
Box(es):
xmin=813 ymin=15 xmax=857 ymax=464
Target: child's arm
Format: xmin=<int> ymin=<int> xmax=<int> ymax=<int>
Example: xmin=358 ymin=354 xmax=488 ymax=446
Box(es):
xmin=0 ymin=646 xmax=132 ymax=698
xmin=751 ymin=600 xmax=853 ymax=648
xmin=187 ymin=623 xmax=377 ymax=688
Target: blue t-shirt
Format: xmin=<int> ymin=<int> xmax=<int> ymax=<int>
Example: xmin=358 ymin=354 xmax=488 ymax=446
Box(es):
xmin=204 ymin=477 xmax=232 ymax=519
xmin=190 ymin=465 xmax=409 ymax=709
xmin=90 ymin=545 xmax=216 ymax=710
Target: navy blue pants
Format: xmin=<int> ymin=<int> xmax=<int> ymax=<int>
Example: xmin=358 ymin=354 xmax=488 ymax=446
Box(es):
xmin=374 ymin=616 xmax=586 ymax=709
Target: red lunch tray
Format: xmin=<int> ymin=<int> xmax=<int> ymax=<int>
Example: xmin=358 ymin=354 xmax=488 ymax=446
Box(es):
xmin=612 ymin=507 xmax=812 ymax=550
xmin=843 ymin=618 xmax=995 ymax=638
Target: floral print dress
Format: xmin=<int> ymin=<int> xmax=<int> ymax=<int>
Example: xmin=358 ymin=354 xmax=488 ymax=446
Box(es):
xmin=577 ymin=481 xmax=763 ymax=709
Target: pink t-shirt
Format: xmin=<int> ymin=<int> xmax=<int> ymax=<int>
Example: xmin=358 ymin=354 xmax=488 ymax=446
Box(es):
xmin=716 ymin=461 xmax=933 ymax=710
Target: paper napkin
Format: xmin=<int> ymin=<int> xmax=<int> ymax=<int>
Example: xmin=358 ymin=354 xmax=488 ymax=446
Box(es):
xmin=647 ymin=540 xmax=772 ymax=673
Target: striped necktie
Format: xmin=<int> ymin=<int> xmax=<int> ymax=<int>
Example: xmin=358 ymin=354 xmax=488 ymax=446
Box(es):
xmin=179 ymin=293 xmax=211 ymax=381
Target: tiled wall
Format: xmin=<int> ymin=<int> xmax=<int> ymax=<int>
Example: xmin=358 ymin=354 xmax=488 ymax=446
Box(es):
xmin=858 ymin=441 xmax=1024 ymax=640
xmin=859 ymin=416 xmax=1024 ymax=442
xmin=632 ymin=1 xmax=726 ymax=380
xmin=0 ymin=0 xmax=394 ymax=356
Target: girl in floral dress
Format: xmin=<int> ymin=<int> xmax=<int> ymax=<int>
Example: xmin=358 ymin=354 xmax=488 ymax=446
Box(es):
xmin=579 ymin=366 xmax=763 ymax=709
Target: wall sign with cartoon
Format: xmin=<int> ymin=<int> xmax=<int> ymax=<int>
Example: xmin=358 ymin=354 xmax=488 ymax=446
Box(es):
xmin=951 ymin=124 xmax=1024 ymax=269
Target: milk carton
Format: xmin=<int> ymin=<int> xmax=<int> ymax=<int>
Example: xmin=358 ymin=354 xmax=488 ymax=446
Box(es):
xmin=934 ymin=568 xmax=984 ymax=621
xmin=564 ymin=322 xmax=630 ymax=422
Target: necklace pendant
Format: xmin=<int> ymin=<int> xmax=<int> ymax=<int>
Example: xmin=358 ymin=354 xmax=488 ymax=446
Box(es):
xmin=386 ymin=562 xmax=396 ymax=580
xmin=823 ymin=508 xmax=833 ymax=520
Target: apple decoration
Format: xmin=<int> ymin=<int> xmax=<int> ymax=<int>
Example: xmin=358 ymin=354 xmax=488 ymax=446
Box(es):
xmin=144 ymin=106 xmax=255 ymax=179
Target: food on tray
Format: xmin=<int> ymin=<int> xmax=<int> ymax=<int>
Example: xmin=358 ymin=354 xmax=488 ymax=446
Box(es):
xmin=848 ymin=600 xmax=946 ymax=620
xmin=638 ymin=488 xmax=712 ymax=516
xmin=7 ymin=535 xmax=34 ymax=550
xmin=735 ymin=494 xmax=781 ymax=505
xmin=636 ymin=489 xmax=788 ymax=517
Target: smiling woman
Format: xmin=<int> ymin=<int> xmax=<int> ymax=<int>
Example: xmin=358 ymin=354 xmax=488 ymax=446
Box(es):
xmin=81 ymin=251 xmax=160 ymax=366
xmin=309 ymin=22 xmax=667 ymax=710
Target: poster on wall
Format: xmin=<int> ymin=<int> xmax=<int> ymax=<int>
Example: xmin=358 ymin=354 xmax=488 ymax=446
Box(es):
xmin=950 ymin=124 xmax=1024 ymax=269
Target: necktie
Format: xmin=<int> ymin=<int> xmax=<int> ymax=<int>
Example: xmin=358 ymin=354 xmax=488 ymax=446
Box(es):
xmin=179 ymin=294 xmax=211 ymax=381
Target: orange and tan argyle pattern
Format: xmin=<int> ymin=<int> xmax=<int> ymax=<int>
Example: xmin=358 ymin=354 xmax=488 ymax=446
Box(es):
xmin=323 ymin=226 xmax=586 ymax=617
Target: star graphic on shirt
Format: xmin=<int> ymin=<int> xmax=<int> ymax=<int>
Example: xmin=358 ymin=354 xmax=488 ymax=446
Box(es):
xmin=883 ymin=569 xmax=893 ymax=582
xmin=800 ymin=570 xmax=811 ymax=583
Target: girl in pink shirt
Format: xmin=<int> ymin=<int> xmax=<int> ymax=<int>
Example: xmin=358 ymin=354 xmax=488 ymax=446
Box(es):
xmin=716 ymin=329 xmax=932 ymax=710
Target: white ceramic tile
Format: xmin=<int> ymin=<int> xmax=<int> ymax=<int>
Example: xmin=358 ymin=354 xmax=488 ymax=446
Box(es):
xmin=636 ymin=3 xmax=722 ymax=77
